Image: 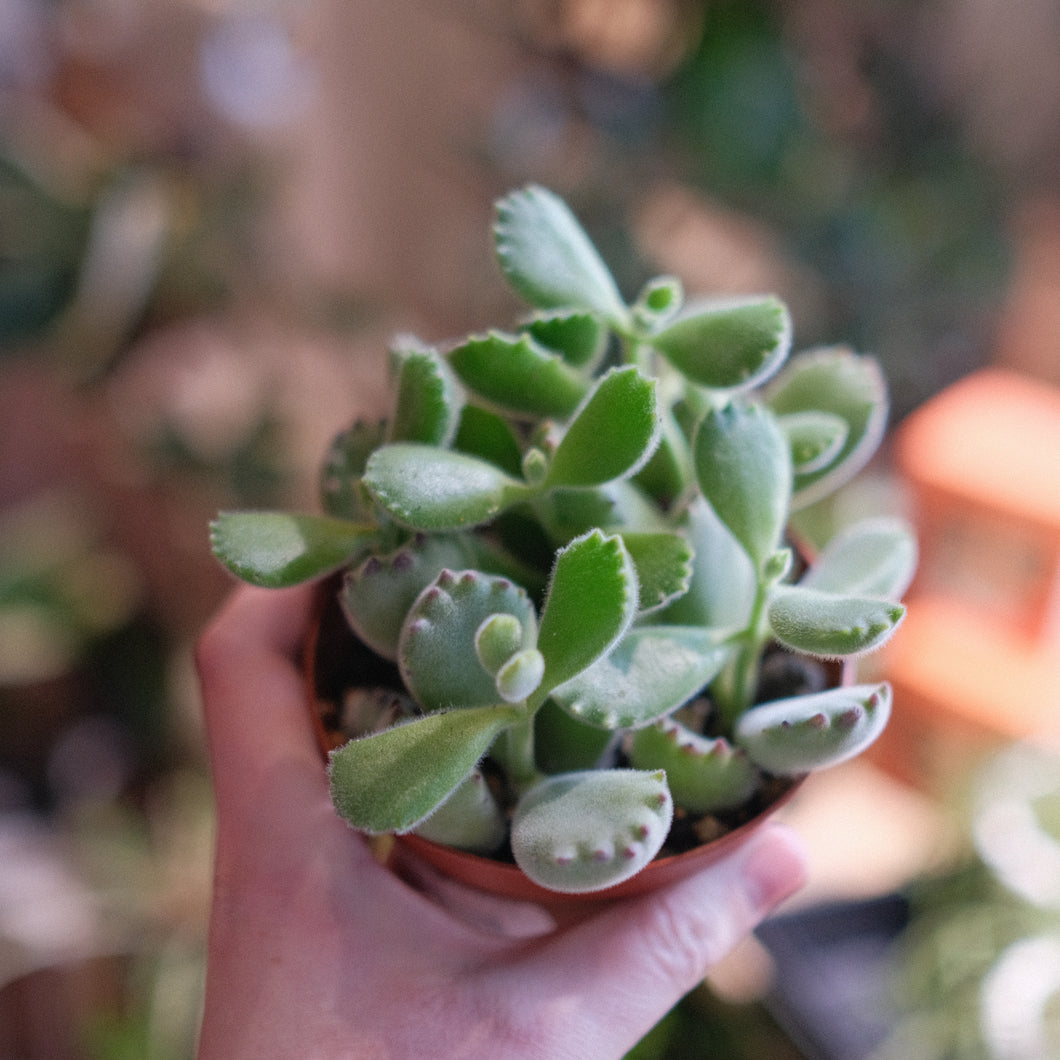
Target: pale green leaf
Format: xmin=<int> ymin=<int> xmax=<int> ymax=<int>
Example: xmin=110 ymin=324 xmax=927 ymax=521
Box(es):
xmin=629 ymin=719 xmax=758 ymax=813
xmin=766 ymin=348 xmax=888 ymax=509
xmin=550 ymin=626 xmax=731 ymax=730
xmin=652 ymin=296 xmax=791 ymax=391
xmin=736 ymin=683 xmax=892 ymax=775
xmin=412 ymin=770 xmax=507 ymax=853
xmin=768 ymin=584 xmax=906 ymax=658
xmin=801 ymin=517 xmax=918 ymax=599
xmin=494 ymin=185 xmax=626 ymax=322
xmin=620 ymin=531 xmax=694 ymax=613
xmin=523 ymin=310 xmax=607 ymax=368
xmin=328 ymin=704 xmax=522 ymax=833
xmin=693 ymin=403 xmax=791 ymax=570
xmin=398 ymin=569 xmax=538 ymax=711
xmin=495 ymin=648 xmax=546 ymax=703
xmin=535 ymin=530 xmax=639 ymax=700
xmin=631 ymin=275 xmax=683 ymax=330
xmin=389 ymin=341 xmax=463 ymax=445
xmin=448 ymin=331 xmax=588 ymax=420
xmin=777 ymin=411 xmax=849 ymax=474
xmin=474 ymin=613 xmax=525 ymax=675
xmin=544 ymin=366 xmax=661 ymax=488
xmin=510 ymin=770 xmax=673 ymax=893
xmin=453 ymin=404 xmax=524 ymax=477
xmin=364 ymin=444 xmax=530 ymax=531
xmin=319 ymin=419 xmax=386 ymax=520
xmin=340 ymin=535 xmax=474 ymax=660
xmin=210 ymin=511 xmax=373 ymax=588
xmin=660 ymin=496 xmax=756 ymax=631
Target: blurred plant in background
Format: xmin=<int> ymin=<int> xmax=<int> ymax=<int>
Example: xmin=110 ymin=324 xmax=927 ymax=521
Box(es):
xmin=874 ymin=743 xmax=1060 ymax=1060
xmin=0 ymin=2 xmax=355 ymax=1055
xmin=498 ymin=0 xmax=1011 ymax=419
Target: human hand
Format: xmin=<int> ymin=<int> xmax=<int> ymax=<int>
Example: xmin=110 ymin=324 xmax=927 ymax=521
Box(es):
xmin=195 ymin=584 xmax=807 ymax=1060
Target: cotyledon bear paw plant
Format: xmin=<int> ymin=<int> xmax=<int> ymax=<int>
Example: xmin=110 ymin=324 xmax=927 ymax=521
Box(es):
xmin=211 ymin=185 xmax=916 ymax=894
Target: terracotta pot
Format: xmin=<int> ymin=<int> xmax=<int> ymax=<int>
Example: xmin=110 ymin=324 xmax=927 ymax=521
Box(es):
xmin=304 ymin=583 xmax=808 ymax=907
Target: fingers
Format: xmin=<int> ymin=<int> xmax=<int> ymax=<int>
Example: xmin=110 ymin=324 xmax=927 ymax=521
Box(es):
xmin=489 ymin=823 xmax=807 ymax=1058
xmin=387 ymin=841 xmax=559 ymax=939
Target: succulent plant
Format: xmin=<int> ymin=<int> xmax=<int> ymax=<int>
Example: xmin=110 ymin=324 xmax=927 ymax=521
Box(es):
xmin=211 ymin=185 xmax=916 ymax=894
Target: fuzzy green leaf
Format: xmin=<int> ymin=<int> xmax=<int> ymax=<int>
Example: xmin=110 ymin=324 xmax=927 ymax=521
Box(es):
xmin=210 ymin=511 xmax=373 ymax=588
xmin=661 ymin=497 xmax=757 ymax=630
xmin=340 ymin=535 xmax=473 ymax=660
xmin=693 ymin=403 xmax=791 ymax=570
xmin=523 ymin=310 xmax=607 ymax=368
xmin=535 ymin=530 xmax=639 ymax=701
xmin=328 ymin=704 xmax=522 ymax=834
xmin=633 ymin=411 xmax=691 ymax=505
xmin=778 ymin=411 xmax=849 ymax=474
xmin=364 ymin=444 xmax=530 ymax=531
xmin=766 ymin=348 xmax=888 ymax=509
xmin=389 ymin=341 xmax=462 ymax=445
xmin=412 ymin=770 xmax=507 ymax=853
xmin=736 ymin=683 xmax=892 ymax=775
xmin=550 ymin=626 xmax=731 ymax=730
xmin=453 ymin=404 xmax=524 ymax=477
xmin=494 ymin=185 xmax=626 ymax=323
xmin=319 ymin=419 xmax=386 ymax=519
xmin=652 ymin=296 xmax=791 ymax=391
xmin=801 ymin=517 xmax=918 ymax=599
xmin=768 ymin=585 xmax=906 ymax=658
xmin=510 ymin=770 xmax=673 ymax=893
xmin=448 ymin=331 xmax=588 ymax=420
xmin=630 ymin=719 xmax=758 ymax=814
xmin=620 ymin=531 xmax=694 ymax=613
xmin=533 ymin=699 xmax=616 ymax=774
xmin=474 ymin=612 xmax=525 ymax=675
xmin=632 ymin=275 xmax=683 ymax=331
xmin=544 ymin=366 xmax=661 ymax=489
xmin=534 ymin=481 xmax=667 ymax=546
xmin=495 ymin=649 xmax=546 ymax=703
xmin=399 ymin=570 xmax=538 ymax=711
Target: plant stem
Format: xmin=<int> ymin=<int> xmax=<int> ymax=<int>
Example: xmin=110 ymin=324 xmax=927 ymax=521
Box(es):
xmin=714 ymin=578 xmax=770 ymax=733
xmin=500 ymin=715 xmax=542 ymax=794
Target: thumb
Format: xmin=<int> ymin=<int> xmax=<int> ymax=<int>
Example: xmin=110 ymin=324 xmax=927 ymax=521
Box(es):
xmin=195 ymin=584 xmax=325 ymax=815
xmin=490 ymin=824 xmax=807 ymax=1059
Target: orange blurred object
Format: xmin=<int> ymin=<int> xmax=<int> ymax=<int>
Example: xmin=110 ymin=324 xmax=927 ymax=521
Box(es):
xmin=876 ymin=368 xmax=1060 ymax=785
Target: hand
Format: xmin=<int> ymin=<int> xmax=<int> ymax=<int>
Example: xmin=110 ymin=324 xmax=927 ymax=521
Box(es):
xmin=195 ymin=584 xmax=807 ymax=1059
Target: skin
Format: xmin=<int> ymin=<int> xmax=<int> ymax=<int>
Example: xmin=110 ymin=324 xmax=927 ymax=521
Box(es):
xmin=195 ymin=584 xmax=808 ymax=1059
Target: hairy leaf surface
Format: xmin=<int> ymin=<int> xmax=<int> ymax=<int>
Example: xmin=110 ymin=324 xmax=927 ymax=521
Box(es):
xmin=328 ymin=704 xmax=522 ymax=833
xmin=511 ymin=770 xmax=672 ymax=893
xmin=210 ymin=512 xmax=373 ymax=588
xmin=693 ymin=403 xmax=791 ymax=570
xmin=535 ymin=530 xmax=638 ymax=701
xmin=768 ymin=585 xmax=905 ymax=657
xmin=364 ymin=444 xmax=530 ymax=531
xmin=736 ymin=683 xmax=892 ymax=775
xmin=550 ymin=626 xmax=730 ymax=730
xmin=652 ymin=296 xmax=791 ymax=391
xmin=494 ymin=185 xmax=626 ymax=322
xmin=544 ymin=366 xmax=660 ymax=489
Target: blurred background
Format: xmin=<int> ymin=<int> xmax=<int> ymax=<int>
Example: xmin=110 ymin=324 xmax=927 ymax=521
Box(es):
xmin=2 ymin=1 xmax=1059 ymax=1057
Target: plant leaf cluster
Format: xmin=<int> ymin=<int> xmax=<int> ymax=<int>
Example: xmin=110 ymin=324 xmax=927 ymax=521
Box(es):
xmin=211 ymin=185 xmax=916 ymax=893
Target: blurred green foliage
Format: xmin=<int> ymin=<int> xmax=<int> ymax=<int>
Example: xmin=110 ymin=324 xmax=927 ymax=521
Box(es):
xmin=0 ymin=154 xmax=92 ymax=346
xmin=659 ymin=1 xmax=1010 ymax=418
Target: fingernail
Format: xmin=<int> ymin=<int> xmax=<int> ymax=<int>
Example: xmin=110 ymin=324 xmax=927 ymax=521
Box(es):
xmin=739 ymin=826 xmax=808 ymax=913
